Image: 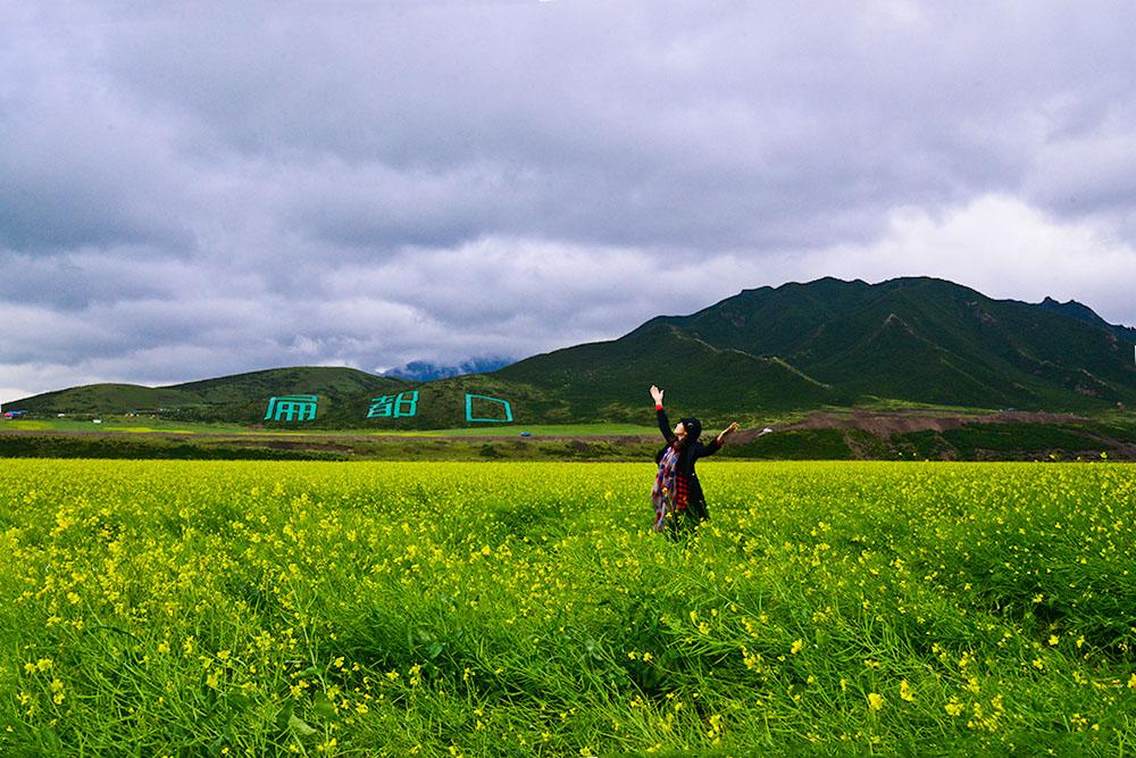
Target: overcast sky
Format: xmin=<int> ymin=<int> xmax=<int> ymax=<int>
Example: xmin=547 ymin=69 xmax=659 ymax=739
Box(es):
xmin=3 ymin=1 xmax=1136 ymax=400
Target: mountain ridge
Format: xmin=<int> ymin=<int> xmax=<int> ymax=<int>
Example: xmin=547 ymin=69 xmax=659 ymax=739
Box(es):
xmin=8 ymin=276 xmax=1136 ymax=426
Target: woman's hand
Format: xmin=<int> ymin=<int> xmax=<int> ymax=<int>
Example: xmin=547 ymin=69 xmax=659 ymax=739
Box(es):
xmin=717 ymin=421 xmax=740 ymax=444
xmin=650 ymin=385 xmax=664 ymax=405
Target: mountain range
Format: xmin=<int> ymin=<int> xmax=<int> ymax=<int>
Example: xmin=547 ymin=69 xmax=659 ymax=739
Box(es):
xmin=381 ymin=357 xmax=514 ymax=382
xmin=9 ymin=277 xmax=1136 ymax=428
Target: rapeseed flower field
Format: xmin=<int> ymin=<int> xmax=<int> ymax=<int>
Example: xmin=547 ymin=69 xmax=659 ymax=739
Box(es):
xmin=1 ymin=460 xmax=1134 ymax=755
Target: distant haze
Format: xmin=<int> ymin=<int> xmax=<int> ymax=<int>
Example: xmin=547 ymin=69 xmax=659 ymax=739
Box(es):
xmin=3 ymin=1 xmax=1136 ymax=400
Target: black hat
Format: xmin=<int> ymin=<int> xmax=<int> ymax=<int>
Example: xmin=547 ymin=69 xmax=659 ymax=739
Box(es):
xmin=680 ymin=417 xmax=702 ymax=442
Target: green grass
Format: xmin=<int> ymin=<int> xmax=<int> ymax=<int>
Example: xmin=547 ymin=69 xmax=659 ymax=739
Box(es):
xmin=2 ymin=461 xmax=1135 ymax=755
xmin=848 ymin=398 xmax=1000 ymax=414
xmin=374 ymin=423 xmax=659 ymax=437
xmin=1 ymin=418 xmax=257 ymax=435
xmin=0 ymin=419 xmax=661 ymax=438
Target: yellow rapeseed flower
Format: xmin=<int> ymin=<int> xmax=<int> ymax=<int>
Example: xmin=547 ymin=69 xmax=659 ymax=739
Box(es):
xmin=49 ymin=679 xmax=64 ymax=704
xmin=867 ymin=692 xmax=885 ymax=711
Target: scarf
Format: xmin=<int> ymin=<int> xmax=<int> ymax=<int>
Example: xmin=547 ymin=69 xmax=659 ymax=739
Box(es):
xmin=651 ymin=442 xmax=680 ymax=532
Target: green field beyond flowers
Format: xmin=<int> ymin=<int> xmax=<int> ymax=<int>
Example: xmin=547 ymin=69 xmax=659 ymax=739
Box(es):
xmin=2 ymin=461 xmax=1135 ymax=755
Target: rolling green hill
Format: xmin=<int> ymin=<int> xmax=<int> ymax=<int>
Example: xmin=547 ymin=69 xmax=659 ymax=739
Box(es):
xmin=7 ymin=366 xmax=563 ymax=430
xmin=10 ymin=367 xmax=406 ymax=426
xmin=652 ymin=277 xmax=1136 ymax=410
xmin=7 ymin=277 xmax=1136 ymax=428
xmin=494 ymin=320 xmax=840 ymax=423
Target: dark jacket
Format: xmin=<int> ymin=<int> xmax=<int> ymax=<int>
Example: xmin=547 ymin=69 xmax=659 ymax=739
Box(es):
xmin=655 ymin=407 xmax=720 ymax=520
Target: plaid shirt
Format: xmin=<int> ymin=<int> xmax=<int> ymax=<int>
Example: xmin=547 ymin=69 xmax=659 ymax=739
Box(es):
xmin=673 ymin=469 xmax=690 ymax=511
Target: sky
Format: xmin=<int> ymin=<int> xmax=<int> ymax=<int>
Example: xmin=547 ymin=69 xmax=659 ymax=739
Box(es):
xmin=3 ymin=0 xmax=1136 ymax=400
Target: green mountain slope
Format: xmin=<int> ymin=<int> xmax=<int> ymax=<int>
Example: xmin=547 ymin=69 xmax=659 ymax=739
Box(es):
xmin=495 ymin=320 xmax=839 ymax=422
xmin=659 ymin=277 xmax=1136 ymax=410
xmin=7 ymin=383 xmax=203 ymax=415
xmin=1038 ymin=296 xmax=1136 ymax=343
xmin=11 ymin=367 xmax=407 ymax=425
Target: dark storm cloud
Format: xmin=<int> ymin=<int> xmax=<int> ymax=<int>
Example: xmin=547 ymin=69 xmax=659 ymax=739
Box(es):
xmin=2 ymin=0 xmax=1136 ymax=398
xmin=86 ymin=1 xmax=1136 ymax=249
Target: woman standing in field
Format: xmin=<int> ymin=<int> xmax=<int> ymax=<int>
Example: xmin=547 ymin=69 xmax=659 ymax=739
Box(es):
xmin=650 ymin=384 xmax=739 ymax=537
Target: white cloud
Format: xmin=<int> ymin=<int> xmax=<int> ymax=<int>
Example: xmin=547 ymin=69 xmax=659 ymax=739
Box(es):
xmin=795 ymin=195 xmax=1136 ymax=325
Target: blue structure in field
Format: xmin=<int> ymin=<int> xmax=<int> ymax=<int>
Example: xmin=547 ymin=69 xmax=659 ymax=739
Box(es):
xmin=367 ymin=390 xmax=419 ymax=419
xmin=465 ymin=393 xmax=513 ymax=423
xmin=264 ymin=394 xmax=318 ymax=422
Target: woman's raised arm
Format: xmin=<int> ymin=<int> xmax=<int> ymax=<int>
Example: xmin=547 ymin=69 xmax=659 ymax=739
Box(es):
xmin=650 ymin=385 xmax=675 ymax=443
xmin=697 ymin=421 xmax=740 ymax=459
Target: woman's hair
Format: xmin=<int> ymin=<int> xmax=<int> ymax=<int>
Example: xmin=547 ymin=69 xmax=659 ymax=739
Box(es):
xmin=679 ymin=417 xmax=702 ymax=444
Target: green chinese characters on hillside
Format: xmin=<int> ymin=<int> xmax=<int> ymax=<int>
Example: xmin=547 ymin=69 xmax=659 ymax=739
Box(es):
xmin=262 ymin=390 xmax=513 ymax=424
xmin=465 ymin=394 xmax=512 ymax=423
xmin=264 ymin=395 xmax=318 ymax=422
xmin=368 ymin=391 xmax=419 ymax=419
